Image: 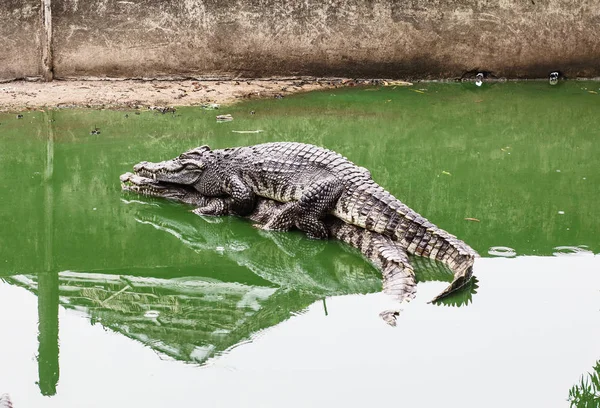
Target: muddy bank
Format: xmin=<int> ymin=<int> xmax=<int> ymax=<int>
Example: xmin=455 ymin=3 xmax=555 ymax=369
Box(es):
xmin=0 ymin=78 xmax=363 ymax=112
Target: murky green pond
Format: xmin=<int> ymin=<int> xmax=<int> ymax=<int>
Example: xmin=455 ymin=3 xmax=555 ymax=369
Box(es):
xmin=1 ymin=82 xmax=599 ymax=407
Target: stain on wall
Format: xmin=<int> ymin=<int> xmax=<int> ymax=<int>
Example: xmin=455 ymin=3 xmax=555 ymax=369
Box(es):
xmin=2 ymin=0 xmax=600 ymax=80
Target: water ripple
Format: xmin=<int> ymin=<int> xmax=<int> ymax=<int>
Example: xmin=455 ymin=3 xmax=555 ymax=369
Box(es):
xmin=552 ymin=246 xmax=594 ymax=257
xmin=488 ymin=246 xmax=517 ymax=257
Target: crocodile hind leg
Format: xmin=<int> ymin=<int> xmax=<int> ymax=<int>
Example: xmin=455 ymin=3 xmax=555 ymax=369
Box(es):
xmin=254 ymin=202 xmax=298 ymax=231
xmin=295 ymin=177 xmax=344 ymax=239
xmin=328 ymin=220 xmax=416 ymax=326
xmin=256 ymin=178 xmax=343 ymax=239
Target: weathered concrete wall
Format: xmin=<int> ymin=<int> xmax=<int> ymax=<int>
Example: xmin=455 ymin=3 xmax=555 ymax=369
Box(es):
xmin=2 ymin=0 xmax=600 ymax=80
xmin=0 ymin=1 xmax=42 ymax=79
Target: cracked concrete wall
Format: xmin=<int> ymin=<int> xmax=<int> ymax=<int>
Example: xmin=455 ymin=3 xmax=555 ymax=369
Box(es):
xmin=0 ymin=1 xmax=43 ymax=80
xmin=2 ymin=0 xmax=600 ymax=80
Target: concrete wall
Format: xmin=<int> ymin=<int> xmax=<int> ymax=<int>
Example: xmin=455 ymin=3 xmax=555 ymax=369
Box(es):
xmin=0 ymin=1 xmax=43 ymax=79
xmin=2 ymin=0 xmax=600 ymax=80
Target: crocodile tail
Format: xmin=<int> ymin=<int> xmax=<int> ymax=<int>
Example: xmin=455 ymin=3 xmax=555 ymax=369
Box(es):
xmin=428 ymin=265 xmax=474 ymax=304
xmin=341 ymin=183 xmax=479 ymax=280
xmin=328 ymin=219 xmax=417 ymax=303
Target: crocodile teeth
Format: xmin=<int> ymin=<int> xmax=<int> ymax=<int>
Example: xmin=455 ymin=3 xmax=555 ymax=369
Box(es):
xmin=153 ymin=173 xmax=156 ymax=180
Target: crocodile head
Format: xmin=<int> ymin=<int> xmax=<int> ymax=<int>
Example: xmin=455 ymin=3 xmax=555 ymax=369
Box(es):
xmin=132 ymin=145 xmax=211 ymax=185
xmin=120 ymin=172 xmax=208 ymax=206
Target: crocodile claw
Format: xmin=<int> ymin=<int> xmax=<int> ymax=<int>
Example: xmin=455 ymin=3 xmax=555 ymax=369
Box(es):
xmin=379 ymin=309 xmax=402 ymax=326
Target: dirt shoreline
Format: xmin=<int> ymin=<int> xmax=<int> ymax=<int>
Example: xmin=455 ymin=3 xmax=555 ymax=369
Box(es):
xmin=0 ymin=78 xmax=389 ymax=112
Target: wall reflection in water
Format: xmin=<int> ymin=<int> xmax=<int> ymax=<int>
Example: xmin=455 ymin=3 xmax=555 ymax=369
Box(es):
xmin=5 ymin=202 xmax=477 ymax=395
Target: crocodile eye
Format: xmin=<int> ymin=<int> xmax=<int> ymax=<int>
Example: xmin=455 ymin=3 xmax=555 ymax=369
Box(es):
xmin=179 ymin=145 xmax=211 ymax=160
xmin=180 ymin=152 xmax=202 ymax=160
xmin=182 ymin=160 xmax=204 ymax=170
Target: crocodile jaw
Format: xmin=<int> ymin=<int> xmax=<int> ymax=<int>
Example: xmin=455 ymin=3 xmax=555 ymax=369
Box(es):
xmin=120 ymin=172 xmax=190 ymax=200
xmin=133 ymin=158 xmax=203 ymax=185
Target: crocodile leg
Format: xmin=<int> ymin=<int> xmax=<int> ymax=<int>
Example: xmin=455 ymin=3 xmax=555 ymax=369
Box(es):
xmin=225 ymin=174 xmax=256 ymax=216
xmin=255 ymin=202 xmax=298 ymax=231
xmin=295 ymin=177 xmax=345 ymax=239
xmin=192 ymin=197 xmax=232 ymax=216
xmin=374 ymin=237 xmax=417 ymax=301
xmin=375 ymin=240 xmax=416 ymax=326
xmin=328 ymin=220 xmax=416 ymax=326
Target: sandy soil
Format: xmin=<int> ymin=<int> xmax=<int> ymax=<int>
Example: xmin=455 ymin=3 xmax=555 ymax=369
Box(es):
xmin=0 ymin=78 xmax=378 ymax=112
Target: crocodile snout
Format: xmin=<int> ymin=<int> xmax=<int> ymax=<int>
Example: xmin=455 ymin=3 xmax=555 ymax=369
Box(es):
xmin=133 ymin=161 xmax=148 ymax=172
xmin=119 ymin=172 xmax=133 ymax=182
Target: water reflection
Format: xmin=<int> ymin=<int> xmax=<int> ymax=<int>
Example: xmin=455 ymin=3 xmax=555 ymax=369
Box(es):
xmin=1 ymin=83 xmax=599 ymax=401
xmin=5 ymin=203 xmax=478 ymax=391
xmin=553 ymin=246 xmax=594 ymax=257
xmin=37 ymin=272 xmax=60 ymax=396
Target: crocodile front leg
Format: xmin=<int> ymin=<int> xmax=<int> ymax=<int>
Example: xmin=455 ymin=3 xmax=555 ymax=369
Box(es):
xmin=192 ymin=197 xmax=232 ymax=216
xmin=225 ymin=174 xmax=256 ymax=216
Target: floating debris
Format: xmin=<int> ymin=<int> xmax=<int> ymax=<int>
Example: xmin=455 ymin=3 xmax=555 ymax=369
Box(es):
xmin=475 ymin=73 xmax=484 ymax=87
xmin=90 ymin=126 xmax=101 ymax=135
xmin=411 ymin=89 xmax=425 ymax=94
xmin=464 ymin=217 xmax=480 ymax=222
xmin=149 ymin=106 xmax=176 ymax=114
xmin=558 ymin=210 xmax=565 ymax=215
xmin=441 ymin=170 xmax=452 ymax=176
xmin=232 ymin=130 xmax=263 ymax=134
xmin=216 ymin=114 xmax=233 ymax=123
xmin=201 ymin=103 xmax=220 ymax=110
xmin=384 ymin=80 xmax=413 ymax=87
xmin=589 ymin=90 xmax=598 ymax=95
xmin=549 ymin=71 xmax=559 ymax=86
xmin=144 ymin=310 xmax=160 ymax=318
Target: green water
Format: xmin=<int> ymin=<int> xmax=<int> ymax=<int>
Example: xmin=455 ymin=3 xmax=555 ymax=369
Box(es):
xmin=0 ymin=82 xmax=599 ymax=407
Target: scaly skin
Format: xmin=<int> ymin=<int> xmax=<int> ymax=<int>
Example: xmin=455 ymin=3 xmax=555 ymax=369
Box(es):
xmin=120 ymin=172 xmax=417 ymax=307
xmin=132 ymin=142 xmax=478 ymax=290
xmin=120 ymin=172 xmax=475 ymax=312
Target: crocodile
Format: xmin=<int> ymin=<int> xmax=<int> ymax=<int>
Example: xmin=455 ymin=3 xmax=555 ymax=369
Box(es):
xmin=120 ymin=172 xmax=476 ymax=312
xmin=132 ymin=142 xmax=479 ymax=286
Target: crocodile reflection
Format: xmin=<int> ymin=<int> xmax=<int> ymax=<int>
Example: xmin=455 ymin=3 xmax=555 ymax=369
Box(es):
xmin=132 ymin=203 xmax=383 ymax=296
xmin=131 ymin=202 xmax=478 ymax=306
xmin=5 ymin=207 xmax=477 ymax=373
